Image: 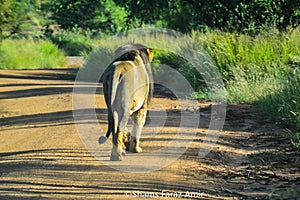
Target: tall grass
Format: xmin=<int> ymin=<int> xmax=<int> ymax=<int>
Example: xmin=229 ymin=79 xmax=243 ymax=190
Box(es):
xmin=258 ymin=68 xmax=300 ymax=126
xmin=0 ymin=39 xmax=66 ymax=69
xmin=192 ymin=27 xmax=300 ymax=147
xmin=258 ymin=68 xmax=300 ymax=147
xmin=191 ymin=28 xmax=300 ymax=103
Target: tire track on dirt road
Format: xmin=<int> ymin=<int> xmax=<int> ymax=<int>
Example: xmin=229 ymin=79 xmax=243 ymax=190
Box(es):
xmin=0 ymin=69 xmax=299 ymax=199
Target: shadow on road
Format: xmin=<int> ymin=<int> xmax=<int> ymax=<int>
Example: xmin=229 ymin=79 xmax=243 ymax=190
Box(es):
xmin=0 ymin=69 xmax=299 ymax=199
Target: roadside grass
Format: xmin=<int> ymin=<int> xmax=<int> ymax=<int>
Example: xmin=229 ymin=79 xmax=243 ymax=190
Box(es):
xmin=191 ymin=28 xmax=299 ymax=93
xmin=258 ymin=68 xmax=300 ymax=148
xmin=191 ymin=27 xmax=300 ymax=148
xmin=0 ymin=39 xmax=66 ymax=69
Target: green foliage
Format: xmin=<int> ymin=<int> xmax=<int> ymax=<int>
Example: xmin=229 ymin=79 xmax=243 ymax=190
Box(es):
xmin=291 ymin=132 xmax=300 ymax=149
xmin=235 ymin=0 xmax=300 ymax=32
xmin=0 ymin=0 xmax=44 ymax=39
xmin=0 ymin=0 xmax=15 ymax=38
xmin=1 ymin=0 xmax=299 ymax=37
xmin=42 ymin=0 xmax=128 ymax=33
xmin=115 ymin=0 xmax=299 ymax=34
xmin=50 ymin=28 xmax=94 ymax=56
xmin=0 ymin=39 xmax=66 ymax=69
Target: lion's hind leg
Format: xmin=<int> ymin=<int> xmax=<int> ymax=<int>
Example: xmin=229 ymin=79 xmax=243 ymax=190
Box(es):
xmin=128 ymin=107 xmax=147 ymax=153
xmin=111 ymin=128 xmax=128 ymax=161
xmin=123 ymin=129 xmax=130 ymax=151
xmin=110 ymin=111 xmax=129 ymax=161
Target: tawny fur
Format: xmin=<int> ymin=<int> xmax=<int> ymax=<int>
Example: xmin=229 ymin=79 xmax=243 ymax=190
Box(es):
xmin=99 ymin=44 xmax=154 ymax=161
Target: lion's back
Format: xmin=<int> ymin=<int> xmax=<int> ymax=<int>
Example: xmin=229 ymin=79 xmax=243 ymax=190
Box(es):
xmin=114 ymin=60 xmax=150 ymax=112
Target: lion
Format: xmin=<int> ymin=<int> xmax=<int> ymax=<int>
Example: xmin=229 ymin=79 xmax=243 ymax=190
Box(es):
xmin=99 ymin=43 xmax=154 ymax=161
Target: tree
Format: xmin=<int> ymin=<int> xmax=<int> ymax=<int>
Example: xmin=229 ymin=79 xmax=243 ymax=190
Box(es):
xmin=0 ymin=0 xmax=42 ymax=39
xmin=42 ymin=0 xmax=128 ymax=33
xmin=181 ymin=0 xmax=300 ymax=33
xmin=0 ymin=0 xmax=15 ymax=39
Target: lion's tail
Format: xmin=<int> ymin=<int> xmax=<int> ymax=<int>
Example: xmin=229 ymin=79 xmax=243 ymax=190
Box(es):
xmin=99 ymin=70 xmax=121 ymax=144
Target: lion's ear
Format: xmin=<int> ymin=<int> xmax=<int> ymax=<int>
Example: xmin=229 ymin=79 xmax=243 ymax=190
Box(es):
xmin=146 ymin=48 xmax=154 ymax=62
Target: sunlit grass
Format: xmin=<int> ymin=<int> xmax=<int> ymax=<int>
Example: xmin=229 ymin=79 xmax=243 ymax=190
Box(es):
xmin=0 ymin=39 xmax=66 ymax=69
xmin=190 ymin=27 xmax=300 ymax=147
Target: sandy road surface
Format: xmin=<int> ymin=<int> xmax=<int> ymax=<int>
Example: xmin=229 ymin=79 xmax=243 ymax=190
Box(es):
xmin=0 ymin=69 xmax=299 ymax=200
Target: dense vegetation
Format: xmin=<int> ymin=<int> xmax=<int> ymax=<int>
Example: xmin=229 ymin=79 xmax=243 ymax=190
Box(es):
xmin=0 ymin=0 xmax=299 ymax=147
xmin=1 ymin=0 xmax=299 ymax=37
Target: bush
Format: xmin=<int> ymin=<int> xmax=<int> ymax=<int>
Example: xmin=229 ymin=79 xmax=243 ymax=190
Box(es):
xmin=42 ymin=0 xmax=128 ymax=33
xmin=50 ymin=29 xmax=94 ymax=56
xmin=0 ymin=39 xmax=66 ymax=69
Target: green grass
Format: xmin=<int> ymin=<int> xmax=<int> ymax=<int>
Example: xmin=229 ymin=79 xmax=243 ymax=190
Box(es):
xmin=0 ymin=39 xmax=66 ymax=69
xmin=191 ymin=27 xmax=300 ymax=148
xmin=258 ymin=68 xmax=300 ymax=148
xmin=192 ymin=28 xmax=300 ymax=83
xmin=258 ymin=69 xmax=300 ymax=127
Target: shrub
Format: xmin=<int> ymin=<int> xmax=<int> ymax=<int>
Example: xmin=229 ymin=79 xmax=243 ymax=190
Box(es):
xmin=50 ymin=29 xmax=93 ymax=56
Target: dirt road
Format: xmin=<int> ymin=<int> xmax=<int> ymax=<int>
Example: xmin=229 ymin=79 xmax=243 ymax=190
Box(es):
xmin=0 ymin=69 xmax=299 ymax=199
